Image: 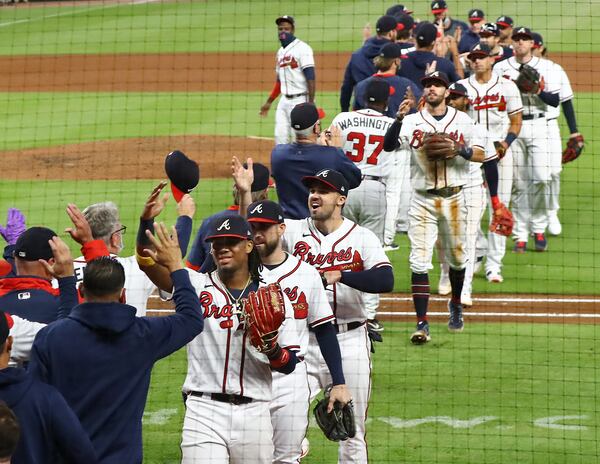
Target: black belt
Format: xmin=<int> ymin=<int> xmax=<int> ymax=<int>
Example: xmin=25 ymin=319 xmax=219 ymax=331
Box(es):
xmin=426 ymin=186 xmax=462 ymax=198
xmin=284 ymin=92 xmax=308 ymax=99
xmin=188 ymin=391 xmax=252 ymax=405
xmin=522 ymin=113 xmax=545 ymax=120
xmin=362 ymin=175 xmax=384 ymax=183
xmin=335 ymin=321 xmax=366 ymax=333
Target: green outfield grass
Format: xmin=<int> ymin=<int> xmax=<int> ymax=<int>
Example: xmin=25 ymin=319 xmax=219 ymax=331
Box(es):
xmin=0 ymin=0 xmax=598 ymax=55
xmin=142 ymin=321 xmax=600 ymax=463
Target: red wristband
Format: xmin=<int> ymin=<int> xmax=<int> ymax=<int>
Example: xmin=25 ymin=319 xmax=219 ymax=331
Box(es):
xmin=491 ymin=196 xmax=501 ymax=210
xmin=269 ymin=81 xmax=281 ymax=101
xmin=268 ymin=346 xmax=290 ymax=369
xmin=81 ymin=239 xmax=110 ymax=262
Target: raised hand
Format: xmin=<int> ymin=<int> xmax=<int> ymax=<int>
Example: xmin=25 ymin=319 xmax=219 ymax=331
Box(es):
xmin=177 ymin=194 xmax=196 ymax=219
xmin=65 ymin=204 xmax=94 ymax=245
xmin=404 ymin=87 xmax=417 ymax=108
xmin=425 ymin=60 xmax=438 ymax=75
xmin=39 ymin=236 xmax=74 ymax=278
xmin=396 ymin=99 xmax=412 ymax=121
xmin=231 ymin=156 xmax=254 ymax=193
xmin=0 ymin=208 xmax=26 ymax=245
xmin=144 ymin=222 xmax=183 ymax=273
xmin=141 ymin=181 xmax=169 ymax=221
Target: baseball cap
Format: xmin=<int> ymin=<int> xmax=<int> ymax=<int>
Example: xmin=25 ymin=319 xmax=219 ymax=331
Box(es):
xmin=164 ymin=150 xmax=200 ymax=202
xmin=14 ymin=227 xmax=56 ymax=261
xmin=496 ymin=15 xmax=514 ymax=29
xmin=394 ymin=13 xmax=415 ymax=32
xmin=379 ymin=42 xmax=403 ymax=58
xmin=532 ymin=32 xmax=544 ymax=48
xmin=366 ymin=79 xmax=394 ymax=103
xmin=431 ymin=0 xmax=447 ymax=14
xmin=246 ymin=162 xmax=270 ymax=192
xmin=386 ymin=4 xmax=413 ymax=16
xmin=468 ymin=8 xmax=485 ymax=22
xmin=467 ymin=42 xmax=493 ymax=59
xmin=301 ymin=169 xmax=349 ymax=196
xmin=479 ymin=22 xmax=500 ymax=37
xmin=448 ymin=82 xmax=468 ymax=97
xmin=512 ymin=26 xmax=533 ymax=40
xmin=205 ymin=215 xmax=252 ymax=242
xmin=415 ymin=22 xmax=438 ymax=46
xmin=375 ymin=15 xmax=397 ymax=34
xmin=421 ymin=71 xmax=450 ymax=88
xmin=290 ymin=103 xmax=326 ymax=131
xmin=0 ymin=313 xmax=14 ymax=346
xmin=247 ymin=200 xmax=284 ymax=224
xmin=275 ymin=15 xmax=295 ymax=26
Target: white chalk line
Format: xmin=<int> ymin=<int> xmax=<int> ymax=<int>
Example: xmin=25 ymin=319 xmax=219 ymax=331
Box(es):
xmin=380 ymin=296 xmax=600 ymax=304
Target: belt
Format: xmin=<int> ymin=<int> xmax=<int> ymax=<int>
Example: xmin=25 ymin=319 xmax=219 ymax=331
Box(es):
xmin=426 ymin=186 xmax=462 ymax=198
xmin=335 ymin=320 xmax=366 ymax=333
xmin=362 ymin=175 xmax=384 ymax=184
xmin=284 ymin=92 xmax=308 ymax=99
xmin=522 ymin=113 xmax=545 ymax=120
xmin=188 ymin=391 xmax=253 ymax=405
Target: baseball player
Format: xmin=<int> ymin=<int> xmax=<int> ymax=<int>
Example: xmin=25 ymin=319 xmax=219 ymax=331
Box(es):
xmin=494 ymin=27 xmax=561 ymax=252
xmin=273 ymin=169 xmax=394 ymax=463
xmin=431 ymin=0 xmax=468 ymax=38
xmin=478 ymin=23 xmax=513 ymax=63
xmin=459 ymin=43 xmax=523 ymax=283
xmin=383 ymin=71 xmax=490 ymax=342
xmin=531 ymin=32 xmax=584 ymax=236
xmin=260 ymin=15 xmax=315 ymax=145
xmin=458 ymin=8 xmax=486 ymax=53
xmin=495 ymin=15 xmax=514 ymax=48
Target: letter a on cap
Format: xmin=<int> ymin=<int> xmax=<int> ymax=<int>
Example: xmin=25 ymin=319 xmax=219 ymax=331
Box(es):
xmin=217 ymin=219 xmax=231 ymax=231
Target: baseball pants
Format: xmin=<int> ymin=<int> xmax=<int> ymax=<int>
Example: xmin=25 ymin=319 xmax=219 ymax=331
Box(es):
xmin=511 ymin=118 xmax=552 ymax=240
xmin=270 ymin=362 xmax=310 ymax=464
xmin=306 ymin=326 xmax=371 ymax=464
xmin=486 ymin=149 xmax=514 ymax=274
xmin=275 ymin=94 xmax=309 ymax=145
xmin=546 ymin=118 xmax=563 ymax=217
xmin=384 ymin=148 xmax=411 ymax=243
xmin=408 ymin=190 xmax=468 ymax=274
xmin=181 ymin=395 xmax=273 ymax=464
xmin=461 ymin=184 xmax=487 ymax=300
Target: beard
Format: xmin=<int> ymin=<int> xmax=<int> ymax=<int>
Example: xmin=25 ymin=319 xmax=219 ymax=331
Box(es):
xmin=426 ymin=93 xmax=445 ymax=107
xmin=257 ymin=239 xmax=279 ymax=259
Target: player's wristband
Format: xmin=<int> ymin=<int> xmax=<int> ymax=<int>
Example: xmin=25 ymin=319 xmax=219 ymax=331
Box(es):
xmin=137 ymin=218 xmax=154 ymax=247
xmin=267 ymin=344 xmax=290 ymax=368
xmin=504 ymin=132 xmax=517 ymax=147
xmin=135 ymin=252 xmax=155 ymax=267
xmin=269 ymin=81 xmax=281 ymax=101
xmin=490 ymin=196 xmax=501 ymax=210
xmin=458 ymin=146 xmax=473 ymax=160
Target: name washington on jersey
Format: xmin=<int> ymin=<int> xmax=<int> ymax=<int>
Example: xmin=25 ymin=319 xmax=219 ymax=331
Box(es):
xmin=337 ymin=116 xmax=394 ymax=132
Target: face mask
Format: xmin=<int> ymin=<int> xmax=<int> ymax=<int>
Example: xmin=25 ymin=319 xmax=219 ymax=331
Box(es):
xmin=279 ymin=31 xmax=295 ymax=47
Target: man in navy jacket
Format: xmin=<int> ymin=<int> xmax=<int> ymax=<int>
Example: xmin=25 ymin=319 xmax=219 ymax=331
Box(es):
xmin=29 ymin=232 xmax=204 ymax=464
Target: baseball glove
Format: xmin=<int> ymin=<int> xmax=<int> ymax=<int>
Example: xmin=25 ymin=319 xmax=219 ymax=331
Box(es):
xmin=242 ymin=283 xmax=286 ymax=353
xmin=562 ymin=133 xmax=584 ymax=164
xmin=314 ymin=386 xmax=356 ymax=442
xmin=489 ymin=202 xmax=514 ymax=237
xmin=493 ymin=141 xmax=508 ymax=160
xmin=422 ymin=132 xmax=459 ymax=162
xmin=515 ymin=64 xmax=541 ymax=94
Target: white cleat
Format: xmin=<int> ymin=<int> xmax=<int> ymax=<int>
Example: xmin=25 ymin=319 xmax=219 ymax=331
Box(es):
xmin=461 ymin=295 xmax=473 ymax=307
xmin=300 ymin=437 xmax=310 ymax=459
xmin=438 ymin=275 xmax=451 ymax=296
xmin=548 ymin=213 xmax=562 ymax=236
xmin=486 ymin=270 xmax=504 ymax=283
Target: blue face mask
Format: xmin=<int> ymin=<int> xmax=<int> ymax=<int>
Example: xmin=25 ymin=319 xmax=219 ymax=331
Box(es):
xmin=279 ymin=31 xmax=295 ymax=47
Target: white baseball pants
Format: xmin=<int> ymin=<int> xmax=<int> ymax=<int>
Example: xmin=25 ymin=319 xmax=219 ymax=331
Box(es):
xmin=275 ymin=94 xmax=309 ymax=145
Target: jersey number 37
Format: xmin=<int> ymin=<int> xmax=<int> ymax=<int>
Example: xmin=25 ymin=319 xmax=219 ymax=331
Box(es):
xmin=345 ymin=132 xmax=384 ymax=165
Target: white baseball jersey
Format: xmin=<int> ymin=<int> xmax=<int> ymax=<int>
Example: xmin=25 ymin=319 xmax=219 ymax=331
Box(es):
xmin=282 ymin=218 xmax=391 ymax=324
xmin=330 ymin=109 xmax=398 ymax=178
xmin=182 ymin=270 xmax=298 ymax=402
xmin=74 ymin=255 xmax=155 ymax=317
xmin=276 ymin=38 xmax=314 ymax=96
xmin=399 ymin=107 xmax=488 ymax=191
xmin=493 ymin=56 xmax=561 ymax=117
xmin=460 ymin=74 xmax=523 ymax=139
xmin=9 ymin=315 xmax=46 ymax=365
xmin=260 ymin=253 xmax=334 ymax=358
xmin=546 ymin=61 xmax=574 ymax=120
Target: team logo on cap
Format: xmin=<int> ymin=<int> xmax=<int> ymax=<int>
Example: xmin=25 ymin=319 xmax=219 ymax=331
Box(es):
xmin=318 ymin=170 xmax=329 ymax=177
xmin=250 ymin=204 xmax=263 ymax=214
xmin=432 ymin=2 xmax=440 ymax=8
xmin=341 ymin=186 xmax=346 ymax=192
xmin=517 ymin=27 xmax=527 ymax=34
xmin=217 ymin=219 xmax=231 ymax=231
xmin=430 ymin=71 xmax=440 ymax=78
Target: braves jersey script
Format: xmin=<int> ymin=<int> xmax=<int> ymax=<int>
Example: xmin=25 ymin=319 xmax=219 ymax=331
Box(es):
xmin=282 ymin=218 xmax=391 ymax=324
xmin=546 ymin=61 xmax=574 ymax=120
xmin=459 ymin=74 xmax=523 ymax=139
xmin=399 ymin=107 xmax=488 ymax=191
xmin=276 ymin=38 xmax=314 ymax=96
xmin=493 ymin=56 xmax=560 ymax=117
xmin=181 ymin=270 xmax=297 ymax=402
xmin=73 ymin=255 xmax=155 ymax=317
xmin=260 ymin=253 xmax=334 ymax=357
xmin=330 ymin=109 xmax=398 ymax=178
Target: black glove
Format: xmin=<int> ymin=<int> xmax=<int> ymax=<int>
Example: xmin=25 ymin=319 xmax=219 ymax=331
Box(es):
xmin=515 ymin=64 xmax=541 ymax=94
xmin=367 ymin=325 xmax=383 ymax=353
xmin=313 ymin=385 xmax=356 ymax=442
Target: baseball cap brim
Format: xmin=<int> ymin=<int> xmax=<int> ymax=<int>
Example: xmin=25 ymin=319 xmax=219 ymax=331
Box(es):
xmin=247 ymin=217 xmax=280 ymax=224
xmin=275 ymin=16 xmax=294 ymax=25
xmin=496 ymin=21 xmax=511 ymax=28
xmin=205 ymin=233 xmax=249 ymax=242
xmin=301 ymin=176 xmax=345 ymax=195
xmin=512 ymin=32 xmax=533 ymax=40
xmin=421 ymin=76 xmax=449 ymax=87
xmin=431 ymin=8 xmax=446 ymax=13
xmin=448 ymin=89 xmax=467 ymax=97
xmin=469 ymin=17 xmax=484 ymax=22
xmin=467 ymin=50 xmax=490 ymax=60
xmin=170 ymin=183 xmax=186 ymax=202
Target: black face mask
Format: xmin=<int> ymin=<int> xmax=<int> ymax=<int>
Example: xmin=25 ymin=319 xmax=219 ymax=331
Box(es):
xmin=279 ymin=31 xmax=295 ymax=47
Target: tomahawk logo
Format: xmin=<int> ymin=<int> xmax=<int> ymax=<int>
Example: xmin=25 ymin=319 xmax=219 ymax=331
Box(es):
xmin=250 ymin=204 xmax=263 ymax=214
xmin=217 ymin=219 xmax=231 ymax=231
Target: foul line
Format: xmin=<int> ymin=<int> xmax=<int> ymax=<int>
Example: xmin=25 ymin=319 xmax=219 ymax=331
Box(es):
xmin=380 ymin=296 xmax=600 ymax=303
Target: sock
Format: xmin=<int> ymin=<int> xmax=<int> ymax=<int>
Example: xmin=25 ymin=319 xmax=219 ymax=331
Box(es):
xmin=411 ymin=272 xmax=429 ymax=322
xmin=449 ymin=267 xmax=465 ymax=304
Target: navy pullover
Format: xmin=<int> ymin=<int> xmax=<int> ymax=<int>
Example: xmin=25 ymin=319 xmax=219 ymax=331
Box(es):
xmin=398 ymin=50 xmax=460 ymax=89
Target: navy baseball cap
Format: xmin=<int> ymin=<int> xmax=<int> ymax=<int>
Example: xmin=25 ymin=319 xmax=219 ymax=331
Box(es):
xmin=379 ymin=42 xmax=403 ymax=58
xmin=243 ymin=162 xmax=270 ymax=192
xmin=468 ymin=42 xmax=493 ymax=59
xmin=366 ymin=79 xmax=394 ymax=103
xmin=302 ymin=169 xmax=349 ymax=196
xmin=512 ymin=26 xmax=533 ymax=40
xmin=0 ymin=313 xmax=13 ymax=345
xmin=247 ymin=200 xmax=284 ymax=224
xmin=448 ymin=82 xmax=468 ymax=97
xmin=431 ymin=0 xmax=447 ymax=14
xmin=275 ymin=15 xmax=295 ymax=26
xmin=375 ymin=15 xmax=397 ymax=34
xmin=415 ymin=22 xmax=437 ymax=46
xmin=479 ymin=22 xmax=500 ymax=37
xmin=387 ymin=4 xmax=413 ymax=16
xmin=421 ymin=71 xmax=450 ymax=88
xmin=496 ymin=16 xmax=514 ymax=29
xmin=14 ymin=227 xmax=56 ymax=261
xmin=394 ymin=13 xmax=414 ymax=32
xmin=290 ymin=103 xmax=326 ymax=131
xmin=165 ymin=150 xmax=200 ymax=202
xmin=205 ymin=215 xmax=252 ymax=242
xmin=532 ymin=32 xmax=544 ymax=48
xmin=468 ymin=9 xmax=485 ymax=22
